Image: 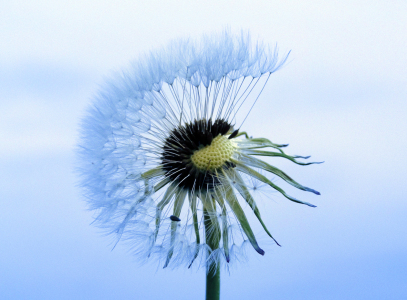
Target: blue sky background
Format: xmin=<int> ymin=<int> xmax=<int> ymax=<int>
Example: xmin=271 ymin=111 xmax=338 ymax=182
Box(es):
xmin=1 ymin=1 xmax=406 ymax=299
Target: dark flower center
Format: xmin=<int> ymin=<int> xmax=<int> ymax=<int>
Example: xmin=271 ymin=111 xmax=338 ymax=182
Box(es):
xmin=161 ymin=119 xmax=236 ymax=190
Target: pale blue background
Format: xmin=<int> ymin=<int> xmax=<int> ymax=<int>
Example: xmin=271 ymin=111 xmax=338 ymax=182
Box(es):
xmin=1 ymin=1 xmax=406 ymax=299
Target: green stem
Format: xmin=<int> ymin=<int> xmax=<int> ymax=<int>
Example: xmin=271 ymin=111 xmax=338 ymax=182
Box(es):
xmin=204 ymin=206 xmax=221 ymax=300
xmin=206 ymin=261 xmax=220 ymax=300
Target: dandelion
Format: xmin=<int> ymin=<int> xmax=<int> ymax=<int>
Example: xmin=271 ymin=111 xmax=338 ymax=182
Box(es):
xmin=77 ymin=31 xmax=321 ymax=300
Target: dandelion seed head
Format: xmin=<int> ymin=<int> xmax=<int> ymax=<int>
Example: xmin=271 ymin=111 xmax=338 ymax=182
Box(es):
xmin=77 ymin=30 xmax=320 ymax=270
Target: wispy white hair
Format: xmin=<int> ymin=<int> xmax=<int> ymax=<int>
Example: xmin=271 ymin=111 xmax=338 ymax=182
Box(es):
xmin=77 ymin=30 xmax=302 ymax=270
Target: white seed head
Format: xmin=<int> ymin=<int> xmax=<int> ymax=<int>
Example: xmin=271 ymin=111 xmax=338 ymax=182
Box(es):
xmin=77 ymin=30 xmax=320 ymax=271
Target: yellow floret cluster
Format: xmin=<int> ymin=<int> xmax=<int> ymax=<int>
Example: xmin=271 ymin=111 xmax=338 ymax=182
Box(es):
xmin=191 ymin=135 xmax=235 ymax=170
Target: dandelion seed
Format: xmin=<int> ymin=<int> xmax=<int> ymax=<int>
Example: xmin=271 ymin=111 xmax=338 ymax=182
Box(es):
xmin=77 ymin=30 xmax=321 ymax=300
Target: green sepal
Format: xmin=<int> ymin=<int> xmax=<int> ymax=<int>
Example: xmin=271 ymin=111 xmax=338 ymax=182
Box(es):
xmin=243 ymin=149 xmax=323 ymax=166
xmin=141 ymin=167 xmax=166 ymax=196
xmin=219 ymin=173 xmax=265 ymax=256
xmin=212 ymin=193 xmax=230 ymax=262
xmin=164 ymin=189 xmax=187 ymax=268
xmin=236 ymin=137 xmax=288 ymax=153
xmin=141 ymin=167 xmax=165 ymax=179
xmin=237 ymin=154 xmax=320 ymax=195
xmin=153 ymin=177 xmax=171 ymax=192
xmin=201 ymin=194 xmax=221 ymax=250
xmin=188 ymin=191 xmax=200 ymax=244
xmin=221 ymin=206 xmax=230 ymax=262
xmin=235 ymin=131 xmax=250 ymax=139
xmin=230 ymin=169 xmax=280 ymax=246
xmin=187 ymin=191 xmax=201 ymax=268
xmin=153 ymin=183 xmax=177 ymax=247
xmin=233 ymin=160 xmax=317 ymax=207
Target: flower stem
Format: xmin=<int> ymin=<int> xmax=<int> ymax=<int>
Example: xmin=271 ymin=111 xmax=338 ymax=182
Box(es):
xmin=206 ymin=260 xmax=220 ymax=300
xmin=204 ymin=205 xmax=221 ymax=300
